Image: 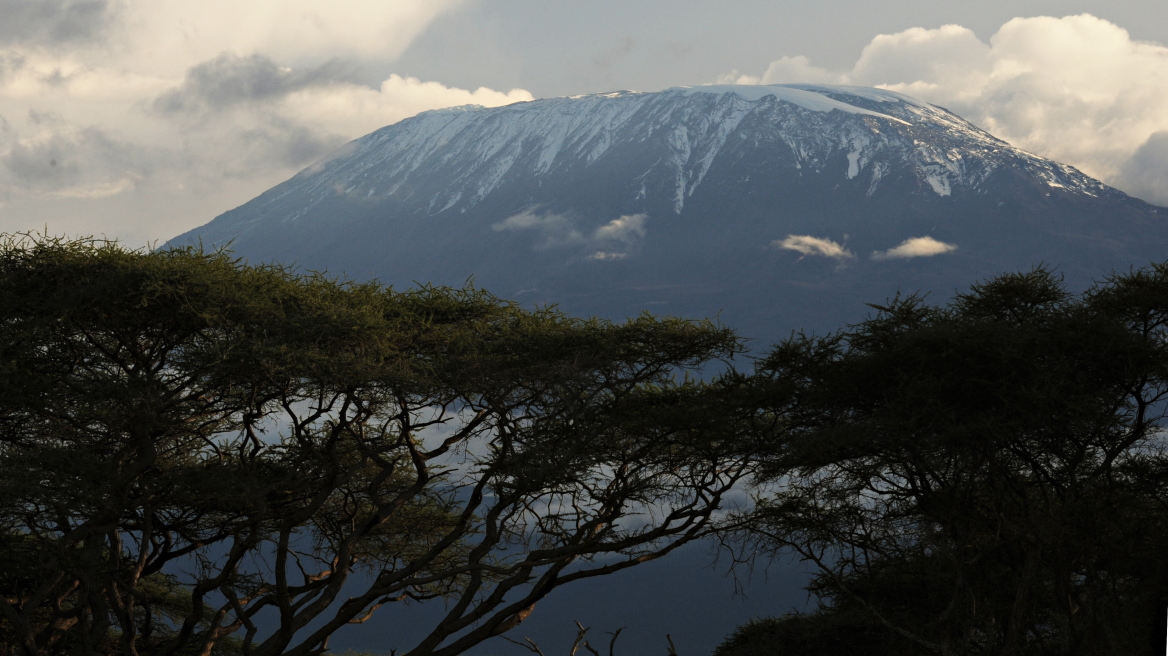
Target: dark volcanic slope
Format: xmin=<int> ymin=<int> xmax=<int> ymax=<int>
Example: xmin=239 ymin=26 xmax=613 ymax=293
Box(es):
xmin=171 ymin=84 xmax=1167 ymax=339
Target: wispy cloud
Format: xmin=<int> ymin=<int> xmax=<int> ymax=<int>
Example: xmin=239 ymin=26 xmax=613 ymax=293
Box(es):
xmin=151 ymin=54 xmax=357 ymax=114
xmin=774 ymin=235 xmax=853 ymax=260
xmin=593 ymin=213 xmax=646 ymax=243
xmin=588 ymin=251 xmax=627 ymax=261
xmin=593 ymin=36 xmax=636 ymax=72
xmin=872 ymin=236 xmax=957 ymax=261
xmin=1 ymin=111 xmax=145 ymax=197
xmin=494 ymin=211 xmax=648 ymax=258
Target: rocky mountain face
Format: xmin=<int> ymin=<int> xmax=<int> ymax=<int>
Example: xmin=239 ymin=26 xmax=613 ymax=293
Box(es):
xmin=171 ymin=83 xmax=1166 ymax=340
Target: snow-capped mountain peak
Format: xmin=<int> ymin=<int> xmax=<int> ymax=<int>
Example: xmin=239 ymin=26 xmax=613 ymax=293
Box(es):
xmin=247 ymin=84 xmax=1111 ymax=226
xmin=172 ymin=83 xmax=1161 ymax=340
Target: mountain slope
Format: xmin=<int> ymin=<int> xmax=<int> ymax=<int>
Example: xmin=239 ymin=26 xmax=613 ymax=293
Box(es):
xmin=168 ymin=84 xmax=1168 ymax=655
xmin=171 ymin=84 xmax=1165 ymax=339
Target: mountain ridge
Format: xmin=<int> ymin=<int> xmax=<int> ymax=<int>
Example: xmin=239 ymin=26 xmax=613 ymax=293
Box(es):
xmin=170 ymin=84 xmax=1164 ymax=340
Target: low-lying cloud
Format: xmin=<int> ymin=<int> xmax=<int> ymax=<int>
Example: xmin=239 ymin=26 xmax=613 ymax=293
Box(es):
xmin=871 ymin=236 xmax=957 ymax=261
xmin=494 ymin=211 xmax=648 ymax=258
xmin=593 ymin=213 xmax=646 ymax=243
xmin=724 ymin=14 xmax=1168 ymax=206
xmin=775 ymin=235 xmax=853 ymax=260
xmin=492 ymin=210 xmax=582 ymax=247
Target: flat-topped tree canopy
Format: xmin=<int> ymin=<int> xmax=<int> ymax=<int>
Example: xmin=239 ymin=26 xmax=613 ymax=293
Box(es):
xmin=0 ymin=234 xmax=758 ymax=656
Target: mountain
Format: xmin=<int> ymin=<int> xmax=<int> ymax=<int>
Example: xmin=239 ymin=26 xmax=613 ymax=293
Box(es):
xmin=171 ymin=83 xmax=1165 ymax=340
xmin=168 ymin=85 xmax=1168 ymax=654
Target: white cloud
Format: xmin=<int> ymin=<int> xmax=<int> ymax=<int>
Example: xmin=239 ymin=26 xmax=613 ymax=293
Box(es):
xmin=492 ymin=210 xmax=584 ymax=249
xmin=850 ymin=24 xmax=991 ymax=96
xmin=493 ymin=210 xmax=571 ymax=233
xmin=775 ymin=235 xmax=853 ymax=259
xmin=728 ymin=14 xmax=1168 ymax=206
xmin=282 ymin=75 xmax=531 ymax=141
xmin=593 ymin=213 xmax=646 ymax=242
xmin=871 ymin=236 xmax=957 ymax=261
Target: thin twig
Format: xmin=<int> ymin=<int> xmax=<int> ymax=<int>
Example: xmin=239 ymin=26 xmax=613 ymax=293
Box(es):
xmin=606 ymin=628 xmax=624 ymax=656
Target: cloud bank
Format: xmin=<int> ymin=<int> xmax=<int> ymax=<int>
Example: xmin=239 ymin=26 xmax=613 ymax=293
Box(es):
xmin=725 ymin=14 xmax=1168 ymax=206
xmin=0 ymin=0 xmax=532 ymax=243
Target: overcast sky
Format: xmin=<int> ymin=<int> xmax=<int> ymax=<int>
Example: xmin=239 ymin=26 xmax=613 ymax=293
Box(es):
xmin=1 ymin=0 xmax=1167 ymax=245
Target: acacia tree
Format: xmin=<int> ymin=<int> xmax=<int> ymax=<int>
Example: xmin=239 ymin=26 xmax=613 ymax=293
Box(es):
xmin=0 ymin=235 xmax=758 ymax=656
xmin=733 ymin=266 xmax=1168 ymax=656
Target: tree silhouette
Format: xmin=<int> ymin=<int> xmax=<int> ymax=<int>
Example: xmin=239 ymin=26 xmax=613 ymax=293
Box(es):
xmin=732 ymin=266 xmax=1168 ymax=655
xmin=0 ymin=235 xmax=758 ymax=656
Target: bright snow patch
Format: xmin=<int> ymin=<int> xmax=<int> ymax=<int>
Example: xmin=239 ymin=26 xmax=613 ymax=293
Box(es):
xmin=847 ymin=152 xmax=861 ymax=179
xmin=925 ymin=174 xmax=952 ymax=196
xmin=872 ymin=237 xmax=957 ymax=260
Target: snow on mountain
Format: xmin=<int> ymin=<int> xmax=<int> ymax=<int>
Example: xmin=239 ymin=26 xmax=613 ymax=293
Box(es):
xmin=245 ymin=84 xmax=1108 ymax=226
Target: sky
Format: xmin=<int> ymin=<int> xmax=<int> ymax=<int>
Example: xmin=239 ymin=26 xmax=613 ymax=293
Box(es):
xmin=1 ymin=0 xmax=1167 ymax=246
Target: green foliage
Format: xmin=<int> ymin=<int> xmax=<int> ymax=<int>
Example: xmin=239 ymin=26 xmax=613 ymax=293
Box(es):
xmin=729 ymin=265 xmax=1168 ymax=656
xmin=713 ymin=611 xmax=921 ymax=656
xmin=0 ymin=234 xmax=755 ymax=656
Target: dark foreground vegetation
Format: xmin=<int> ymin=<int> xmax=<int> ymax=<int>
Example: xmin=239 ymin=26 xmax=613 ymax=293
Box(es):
xmin=719 ymin=265 xmax=1168 ymax=655
xmin=0 ymin=236 xmax=759 ymax=656
xmin=1 ymin=235 xmax=1166 ymax=656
